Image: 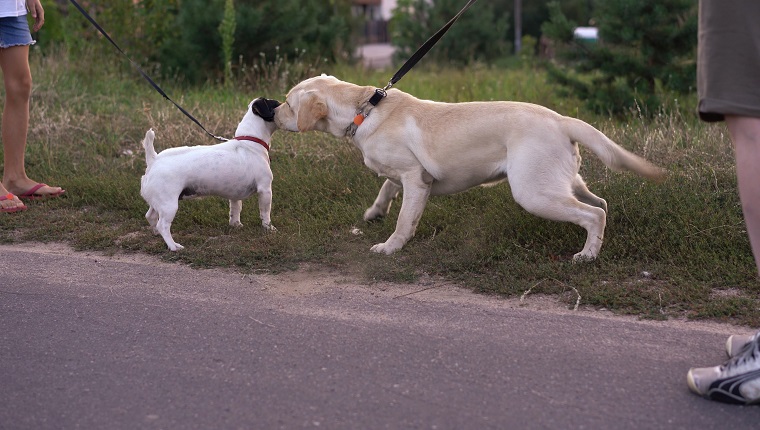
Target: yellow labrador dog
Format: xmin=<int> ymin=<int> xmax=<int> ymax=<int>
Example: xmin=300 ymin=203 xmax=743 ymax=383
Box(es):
xmin=275 ymin=75 xmax=665 ymax=261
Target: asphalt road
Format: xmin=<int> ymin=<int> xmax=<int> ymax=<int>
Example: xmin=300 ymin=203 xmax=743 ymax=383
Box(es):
xmin=1 ymin=244 xmax=759 ymax=429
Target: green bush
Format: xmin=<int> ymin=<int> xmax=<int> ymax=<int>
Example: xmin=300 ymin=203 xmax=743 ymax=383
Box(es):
xmin=157 ymin=0 xmax=356 ymax=84
xmin=36 ymin=0 xmax=356 ymax=85
xmin=542 ymin=0 xmax=697 ymax=116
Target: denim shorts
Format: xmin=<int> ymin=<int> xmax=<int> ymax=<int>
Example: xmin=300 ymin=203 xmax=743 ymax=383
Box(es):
xmin=0 ymin=15 xmax=35 ymax=49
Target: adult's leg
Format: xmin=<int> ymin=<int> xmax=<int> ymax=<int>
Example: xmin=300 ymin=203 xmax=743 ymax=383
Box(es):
xmin=0 ymin=45 xmax=28 ymax=211
xmin=0 ymin=44 xmax=63 ymax=198
xmin=726 ymin=115 xmax=760 ymax=274
xmin=686 ymin=116 xmax=760 ymax=404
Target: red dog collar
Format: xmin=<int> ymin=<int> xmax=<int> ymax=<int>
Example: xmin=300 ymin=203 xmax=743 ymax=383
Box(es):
xmin=235 ymin=135 xmax=270 ymax=151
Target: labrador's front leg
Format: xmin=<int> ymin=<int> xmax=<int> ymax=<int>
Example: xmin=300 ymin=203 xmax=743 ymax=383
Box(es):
xmin=370 ymin=173 xmax=432 ymax=254
xmin=364 ymin=179 xmax=402 ymax=221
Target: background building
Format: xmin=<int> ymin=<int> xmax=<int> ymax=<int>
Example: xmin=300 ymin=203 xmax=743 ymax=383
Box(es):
xmin=353 ymin=0 xmax=397 ymax=68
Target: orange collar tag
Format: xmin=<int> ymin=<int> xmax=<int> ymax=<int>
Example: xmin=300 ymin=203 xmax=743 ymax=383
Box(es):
xmin=353 ymin=114 xmax=365 ymax=126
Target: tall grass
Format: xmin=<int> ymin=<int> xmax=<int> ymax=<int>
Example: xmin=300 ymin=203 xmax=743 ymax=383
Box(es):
xmin=2 ymin=48 xmax=758 ymax=326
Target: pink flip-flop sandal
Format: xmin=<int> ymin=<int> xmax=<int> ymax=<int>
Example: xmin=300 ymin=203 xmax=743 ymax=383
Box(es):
xmin=0 ymin=193 xmax=27 ymax=213
xmin=17 ymin=183 xmax=65 ymax=200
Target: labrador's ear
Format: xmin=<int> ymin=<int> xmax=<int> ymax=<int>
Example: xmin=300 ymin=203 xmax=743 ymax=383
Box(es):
xmin=297 ymin=92 xmax=328 ymax=132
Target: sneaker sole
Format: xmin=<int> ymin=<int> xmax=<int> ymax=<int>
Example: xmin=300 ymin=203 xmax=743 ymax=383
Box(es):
xmin=687 ymin=369 xmax=702 ymax=395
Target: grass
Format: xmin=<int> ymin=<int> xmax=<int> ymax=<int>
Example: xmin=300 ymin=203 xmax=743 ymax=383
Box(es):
xmin=2 ymin=48 xmax=759 ymax=326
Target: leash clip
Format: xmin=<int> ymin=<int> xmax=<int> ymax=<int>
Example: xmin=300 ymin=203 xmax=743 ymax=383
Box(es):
xmin=368 ymin=88 xmax=387 ymax=106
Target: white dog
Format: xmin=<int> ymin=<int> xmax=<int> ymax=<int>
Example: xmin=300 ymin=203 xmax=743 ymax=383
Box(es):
xmin=140 ymin=97 xmax=280 ymax=251
xmin=275 ymin=75 xmax=665 ymax=261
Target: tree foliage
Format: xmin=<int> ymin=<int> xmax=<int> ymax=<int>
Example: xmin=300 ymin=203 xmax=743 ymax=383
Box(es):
xmin=219 ymin=0 xmax=237 ymax=86
xmin=37 ymin=0 xmax=698 ymax=107
xmin=388 ymin=0 xmax=594 ymax=64
xmin=542 ymin=0 xmax=697 ymax=115
xmin=390 ymin=0 xmax=511 ymax=65
xmin=37 ymin=0 xmax=356 ymax=84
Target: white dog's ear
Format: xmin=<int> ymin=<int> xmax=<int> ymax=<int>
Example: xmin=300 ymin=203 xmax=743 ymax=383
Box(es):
xmin=297 ymin=92 xmax=328 ymax=132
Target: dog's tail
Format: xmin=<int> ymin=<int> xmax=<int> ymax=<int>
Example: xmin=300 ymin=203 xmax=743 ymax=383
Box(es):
xmin=142 ymin=128 xmax=157 ymax=171
xmin=561 ymin=117 xmax=666 ymax=182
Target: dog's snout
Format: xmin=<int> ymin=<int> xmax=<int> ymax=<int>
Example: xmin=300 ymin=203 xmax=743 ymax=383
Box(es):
xmin=271 ymin=99 xmax=301 ymax=131
xmin=251 ymin=97 xmax=279 ymax=122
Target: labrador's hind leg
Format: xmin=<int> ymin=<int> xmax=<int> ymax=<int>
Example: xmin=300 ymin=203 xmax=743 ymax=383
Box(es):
xmin=572 ymin=174 xmax=607 ymax=213
xmin=513 ymin=186 xmax=606 ymax=262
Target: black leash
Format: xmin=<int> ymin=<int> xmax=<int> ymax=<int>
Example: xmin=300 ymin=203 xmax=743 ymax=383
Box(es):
xmin=68 ymin=0 xmax=228 ymax=141
xmin=347 ymin=0 xmax=478 ymax=136
xmin=382 ymin=0 xmax=478 ymax=92
xmin=371 ymin=0 xmax=479 ymax=104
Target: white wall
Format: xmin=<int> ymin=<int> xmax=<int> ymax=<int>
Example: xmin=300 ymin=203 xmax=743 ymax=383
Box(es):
xmin=381 ymin=0 xmax=397 ymax=20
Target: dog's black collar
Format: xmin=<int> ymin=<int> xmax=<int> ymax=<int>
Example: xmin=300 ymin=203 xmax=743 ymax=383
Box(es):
xmin=346 ymin=88 xmax=387 ymax=137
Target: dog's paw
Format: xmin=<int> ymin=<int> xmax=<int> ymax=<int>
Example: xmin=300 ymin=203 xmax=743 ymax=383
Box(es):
xmin=572 ymin=252 xmax=596 ymax=263
xmin=230 ymin=220 xmax=244 ymax=228
xmin=363 ymin=207 xmax=386 ymax=222
xmin=263 ymin=223 xmax=277 ymax=233
xmin=370 ymin=242 xmax=398 ymax=255
xmin=168 ymin=243 xmax=185 ymax=252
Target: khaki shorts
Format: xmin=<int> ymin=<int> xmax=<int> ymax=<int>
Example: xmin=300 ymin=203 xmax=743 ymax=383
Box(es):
xmin=698 ymin=0 xmax=760 ymax=122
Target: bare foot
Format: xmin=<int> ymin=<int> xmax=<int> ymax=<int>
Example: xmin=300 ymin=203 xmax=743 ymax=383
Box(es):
xmin=4 ymin=179 xmax=65 ymax=199
xmin=0 ymin=186 xmax=27 ymax=213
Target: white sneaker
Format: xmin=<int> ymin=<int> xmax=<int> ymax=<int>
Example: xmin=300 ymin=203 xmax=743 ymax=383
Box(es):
xmin=687 ymin=332 xmax=760 ymax=405
xmin=726 ymin=334 xmax=755 ymax=358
